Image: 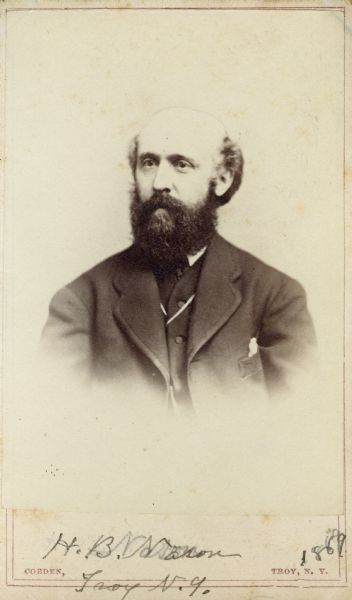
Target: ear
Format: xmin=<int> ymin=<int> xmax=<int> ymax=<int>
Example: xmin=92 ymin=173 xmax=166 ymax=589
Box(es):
xmin=213 ymin=166 xmax=234 ymax=198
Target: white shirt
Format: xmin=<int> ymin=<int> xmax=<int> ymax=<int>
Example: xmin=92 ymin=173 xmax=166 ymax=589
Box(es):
xmin=187 ymin=246 xmax=207 ymax=267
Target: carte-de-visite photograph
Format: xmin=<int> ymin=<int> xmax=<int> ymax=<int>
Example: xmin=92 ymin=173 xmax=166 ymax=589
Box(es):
xmin=3 ymin=6 xmax=346 ymax=514
xmin=40 ymin=105 xmax=317 ymax=410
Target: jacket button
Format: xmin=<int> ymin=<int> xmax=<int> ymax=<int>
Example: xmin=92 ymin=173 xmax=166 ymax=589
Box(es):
xmin=177 ymin=300 xmax=185 ymax=308
xmin=175 ymin=335 xmax=185 ymax=344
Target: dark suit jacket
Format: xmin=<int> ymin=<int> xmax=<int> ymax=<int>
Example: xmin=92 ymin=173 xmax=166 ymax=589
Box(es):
xmin=41 ymin=234 xmax=316 ymax=406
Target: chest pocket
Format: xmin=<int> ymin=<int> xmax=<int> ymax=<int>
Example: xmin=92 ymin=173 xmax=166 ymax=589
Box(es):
xmin=238 ymin=352 xmax=263 ymax=379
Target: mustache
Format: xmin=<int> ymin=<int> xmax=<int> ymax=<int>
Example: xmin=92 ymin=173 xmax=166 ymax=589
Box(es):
xmin=135 ymin=192 xmax=187 ymax=218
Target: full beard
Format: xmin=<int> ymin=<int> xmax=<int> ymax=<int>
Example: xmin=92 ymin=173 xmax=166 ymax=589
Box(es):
xmin=130 ymin=185 xmax=219 ymax=271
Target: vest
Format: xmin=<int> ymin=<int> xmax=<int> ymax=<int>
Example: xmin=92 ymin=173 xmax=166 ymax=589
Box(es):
xmin=156 ymin=257 xmax=204 ymax=411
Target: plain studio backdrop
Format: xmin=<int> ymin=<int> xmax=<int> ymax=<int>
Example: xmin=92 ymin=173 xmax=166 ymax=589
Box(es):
xmin=3 ymin=8 xmax=345 ymax=514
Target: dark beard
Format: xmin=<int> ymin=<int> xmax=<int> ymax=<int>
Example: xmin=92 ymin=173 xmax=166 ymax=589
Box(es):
xmin=130 ymin=186 xmax=219 ymax=271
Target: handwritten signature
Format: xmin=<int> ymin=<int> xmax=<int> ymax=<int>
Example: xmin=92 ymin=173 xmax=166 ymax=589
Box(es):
xmin=43 ymin=531 xmax=242 ymax=561
xmin=311 ymin=528 xmax=346 ymax=562
xmin=76 ymin=570 xmax=210 ymax=597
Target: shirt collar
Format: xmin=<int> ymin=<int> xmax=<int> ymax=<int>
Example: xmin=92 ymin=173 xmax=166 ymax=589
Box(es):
xmin=188 ymin=246 xmax=207 ymax=267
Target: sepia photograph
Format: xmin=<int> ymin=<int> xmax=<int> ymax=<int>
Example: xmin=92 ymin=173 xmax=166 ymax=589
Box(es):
xmin=2 ymin=0 xmax=345 ymax=511
xmin=40 ymin=105 xmax=317 ymax=408
xmin=1 ymin=1 xmax=350 ymax=597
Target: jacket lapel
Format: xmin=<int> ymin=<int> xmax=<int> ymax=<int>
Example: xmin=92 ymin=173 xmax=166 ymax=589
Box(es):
xmin=188 ymin=234 xmax=242 ymax=363
xmin=112 ymin=250 xmax=169 ymax=381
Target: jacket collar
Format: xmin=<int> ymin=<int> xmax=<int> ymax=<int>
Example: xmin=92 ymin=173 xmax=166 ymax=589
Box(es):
xmin=112 ymin=248 xmax=170 ymax=382
xmin=187 ymin=233 xmax=242 ymax=363
xmin=111 ymin=233 xmax=242 ymax=379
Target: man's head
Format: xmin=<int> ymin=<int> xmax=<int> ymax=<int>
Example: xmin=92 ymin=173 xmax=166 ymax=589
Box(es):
xmin=128 ymin=108 xmax=243 ymax=269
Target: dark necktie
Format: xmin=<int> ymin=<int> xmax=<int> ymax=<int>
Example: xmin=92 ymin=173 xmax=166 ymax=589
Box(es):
xmin=154 ymin=257 xmax=189 ymax=308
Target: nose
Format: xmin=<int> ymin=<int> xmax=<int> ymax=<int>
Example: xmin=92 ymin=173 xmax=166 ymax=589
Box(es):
xmin=152 ymin=161 xmax=172 ymax=193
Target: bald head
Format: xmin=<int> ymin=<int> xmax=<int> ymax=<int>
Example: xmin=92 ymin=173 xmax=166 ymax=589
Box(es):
xmin=129 ymin=107 xmax=243 ymax=206
xmin=140 ymin=108 xmax=227 ymax=163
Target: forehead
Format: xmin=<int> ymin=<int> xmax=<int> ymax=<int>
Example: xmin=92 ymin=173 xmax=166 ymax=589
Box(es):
xmin=137 ymin=112 xmax=224 ymax=162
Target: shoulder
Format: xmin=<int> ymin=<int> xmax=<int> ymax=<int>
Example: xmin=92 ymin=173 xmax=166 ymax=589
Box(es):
xmin=214 ymin=234 xmax=306 ymax=297
xmin=51 ymin=246 xmax=134 ymax=308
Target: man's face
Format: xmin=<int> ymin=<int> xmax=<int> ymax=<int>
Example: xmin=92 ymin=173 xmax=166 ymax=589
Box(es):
xmin=129 ymin=110 xmax=228 ymax=269
xmin=134 ymin=113 xmax=221 ymax=210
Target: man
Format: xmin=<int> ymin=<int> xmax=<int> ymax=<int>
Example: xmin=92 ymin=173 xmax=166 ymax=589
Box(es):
xmin=41 ymin=107 xmax=316 ymax=412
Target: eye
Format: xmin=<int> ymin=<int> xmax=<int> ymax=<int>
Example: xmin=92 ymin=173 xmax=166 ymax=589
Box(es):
xmin=174 ymin=159 xmax=192 ymax=171
xmin=141 ymin=157 xmax=157 ymax=168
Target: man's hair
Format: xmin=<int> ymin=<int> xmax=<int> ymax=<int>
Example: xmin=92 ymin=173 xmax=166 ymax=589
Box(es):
xmin=217 ymin=136 xmax=244 ymax=205
xmin=128 ymin=135 xmax=244 ymax=205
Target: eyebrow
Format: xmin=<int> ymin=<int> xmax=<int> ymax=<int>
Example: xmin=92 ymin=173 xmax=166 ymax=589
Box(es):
xmin=169 ymin=154 xmax=199 ymax=168
xmin=138 ymin=152 xmax=199 ymax=168
xmin=138 ymin=152 xmax=159 ymax=163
